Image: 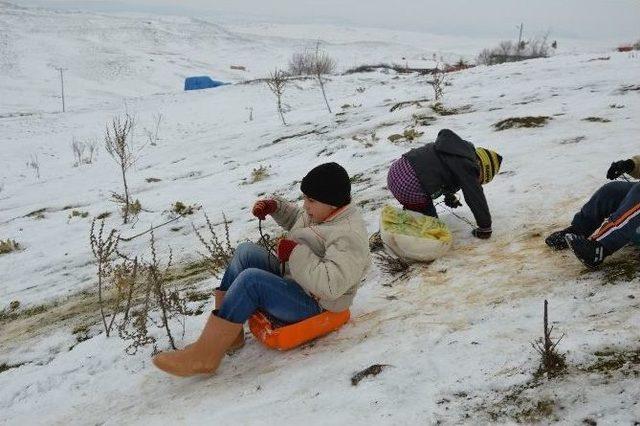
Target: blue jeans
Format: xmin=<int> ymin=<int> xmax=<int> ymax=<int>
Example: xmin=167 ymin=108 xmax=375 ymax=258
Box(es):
xmin=217 ymin=242 xmax=322 ymax=324
xmin=572 ymin=181 xmax=640 ymax=253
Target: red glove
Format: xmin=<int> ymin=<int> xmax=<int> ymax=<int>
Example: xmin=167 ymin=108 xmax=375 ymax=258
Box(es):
xmin=252 ymin=199 xmax=277 ymax=220
xmin=277 ymin=239 xmax=298 ymax=262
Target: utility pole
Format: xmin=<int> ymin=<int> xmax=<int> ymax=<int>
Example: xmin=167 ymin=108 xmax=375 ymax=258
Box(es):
xmin=516 ymin=23 xmax=524 ymax=53
xmin=56 ymin=67 xmax=67 ymax=112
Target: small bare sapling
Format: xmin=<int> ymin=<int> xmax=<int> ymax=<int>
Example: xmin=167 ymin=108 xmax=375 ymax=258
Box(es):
xmin=104 ymin=114 xmax=141 ymax=224
xmin=312 ymin=41 xmax=335 ymax=114
xmin=429 ymin=63 xmax=447 ymax=101
xmin=265 ymin=69 xmax=289 ymax=126
xmin=532 ymin=299 xmax=566 ymax=379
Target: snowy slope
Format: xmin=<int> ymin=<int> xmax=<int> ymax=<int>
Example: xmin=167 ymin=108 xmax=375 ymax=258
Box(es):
xmin=1 ymin=2 xmax=640 ymax=425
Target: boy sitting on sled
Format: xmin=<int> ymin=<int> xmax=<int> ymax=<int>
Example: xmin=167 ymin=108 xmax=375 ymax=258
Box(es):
xmin=153 ymin=162 xmax=370 ymax=377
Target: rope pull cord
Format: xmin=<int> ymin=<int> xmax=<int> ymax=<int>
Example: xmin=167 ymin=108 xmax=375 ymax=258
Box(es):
xmin=434 ymin=200 xmax=476 ymax=229
xmin=258 ymin=219 xmax=286 ymax=276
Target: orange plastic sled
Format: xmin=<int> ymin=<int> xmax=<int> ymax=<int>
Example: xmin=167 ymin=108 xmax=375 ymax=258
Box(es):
xmin=248 ymin=310 xmax=350 ymax=350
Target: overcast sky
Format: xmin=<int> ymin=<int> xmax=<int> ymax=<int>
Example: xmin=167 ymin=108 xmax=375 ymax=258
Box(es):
xmin=10 ymin=0 xmax=640 ymax=40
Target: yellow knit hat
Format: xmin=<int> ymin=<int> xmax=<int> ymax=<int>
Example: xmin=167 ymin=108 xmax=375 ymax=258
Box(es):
xmin=476 ymin=147 xmax=503 ymax=184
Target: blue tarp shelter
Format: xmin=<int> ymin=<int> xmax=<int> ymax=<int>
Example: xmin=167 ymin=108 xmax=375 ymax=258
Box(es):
xmin=184 ymin=76 xmax=226 ymax=91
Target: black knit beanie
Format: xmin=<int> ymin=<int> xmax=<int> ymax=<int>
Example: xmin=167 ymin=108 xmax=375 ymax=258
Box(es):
xmin=300 ymin=162 xmax=351 ymax=207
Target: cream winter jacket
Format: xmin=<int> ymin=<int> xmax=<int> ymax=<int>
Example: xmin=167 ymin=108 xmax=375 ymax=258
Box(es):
xmin=270 ymin=197 xmax=370 ymax=312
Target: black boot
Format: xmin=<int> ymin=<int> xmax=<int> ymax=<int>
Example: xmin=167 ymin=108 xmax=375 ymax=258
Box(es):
xmin=564 ymin=234 xmax=607 ymax=269
xmin=545 ymin=226 xmax=579 ymax=250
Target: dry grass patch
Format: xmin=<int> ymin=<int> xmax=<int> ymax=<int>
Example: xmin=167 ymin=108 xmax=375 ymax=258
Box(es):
xmin=493 ymin=116 xmax=551 ymax=131
xmin=0 ymin=239 xmax=21 ymax=255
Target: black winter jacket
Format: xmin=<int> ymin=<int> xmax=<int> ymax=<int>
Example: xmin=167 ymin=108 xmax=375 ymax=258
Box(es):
xmin=403 ymin=129 xmax=492 ymax=229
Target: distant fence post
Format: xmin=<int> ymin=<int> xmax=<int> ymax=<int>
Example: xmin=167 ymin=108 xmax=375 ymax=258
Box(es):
xmin=56 ymin=67 xmax=66 ymax=112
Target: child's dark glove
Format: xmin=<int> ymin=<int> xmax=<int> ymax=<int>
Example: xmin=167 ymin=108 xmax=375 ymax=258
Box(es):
xmin=472 ymin=227 xmax=492 ymax=239
xmin=606 ymin=159 xmax=634 ymax=180
xmin=444 ymin=193 xmax=462 ymax=209
xmin=277 ymin=239 xmax=298 ymax=262
xmin=252 ymin=199 xmax=278 ymax=220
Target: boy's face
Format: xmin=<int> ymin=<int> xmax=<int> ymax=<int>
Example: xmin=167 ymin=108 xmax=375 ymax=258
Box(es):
xmin=303 ymin=195 xmax=337 ymax=223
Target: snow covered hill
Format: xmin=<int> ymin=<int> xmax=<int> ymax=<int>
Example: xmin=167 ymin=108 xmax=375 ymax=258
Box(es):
xmin=1 ymin=2 xmax=639 ymax=424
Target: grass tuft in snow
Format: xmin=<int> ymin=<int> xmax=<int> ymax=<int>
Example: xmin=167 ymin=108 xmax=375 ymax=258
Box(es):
xmin=581 ymin=116 xmax=611 ymax=123
xmin=110 ymin=194 xmax=141 ymax=222
xmin=600 ymin=254 xmax=640 ymax=285
xmin=170 ymin=201 xmax=198 ymax=217
xmin=374 ymin=250 xmax=412 ymax=279
xmin=165 ymin=259 xmax=210 ymax=282
xmin=430 ymin=102 xmax=473 ymax=116
xmin=351 ymin=364 xmax=390 ymax=386
xmin=387 ymin=128 xmax=424 ymax=143
xmin=0 ymin=362 xmax=28 ymax=375
xmin=0 ymin=239 xmax=21 ymax=255
xmin=68 ymin=210 xmax=89 ymax=220
xmin=493 ymin=116 xmax=551 ymax=131
xmin=0 ymin=302 xmax=53 ymax=323
xmin=368 ymin=231 xmax=384 ymax=252
xmin=25 ymin=208 xmax=47 ymax=220
xmin=584 ymin=348 xmax=640 ymax=376
xmin=617 ymin=84 xmax=640 ymax=94
xmin=247 ymin=165 xmax=271 ymax=184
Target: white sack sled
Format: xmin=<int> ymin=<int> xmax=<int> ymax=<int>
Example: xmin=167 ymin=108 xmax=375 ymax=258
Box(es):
xmin=379 ymin=204 xmax=452 ymax=262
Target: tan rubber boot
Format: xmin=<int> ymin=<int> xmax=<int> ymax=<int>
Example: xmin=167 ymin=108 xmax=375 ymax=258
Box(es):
xmin=214 ymin=289 xmax=245 ymax=352
xmin=152 ymin=314 xmax=243 ymax=377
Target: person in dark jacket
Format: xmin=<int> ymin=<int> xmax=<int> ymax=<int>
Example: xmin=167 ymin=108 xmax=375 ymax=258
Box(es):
xmin=386 ymin=129 xmax=503 ymax=239
xmin=545 ymin=155 xmax=640 ymax=268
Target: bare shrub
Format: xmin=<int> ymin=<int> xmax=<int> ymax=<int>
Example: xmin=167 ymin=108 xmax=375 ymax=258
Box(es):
xmin=527 ymin=34 xmax=550 ymax=58
xmin=26 ymin=154 xmax=40 ymax=179
xmin=265 ymin=69 xmax=289 ymax=126
xmin=71 ymin=137 xmax=85 ymax=167
xmin=144 ymin=230 xmax=177 ymax=349
xmin=476 ymin=49 xmax=492 ymax=66
xmin=476 ymin=34 xmax=551 ymax=65
xmin=144 ymin=112 xmax=163 ymax=146
xmin=192 ymin=212 xmax=235 ymax=278
xmin=71 ymin=137 xmax=98 ymax=166
xmin=104 ymin=114 xmax=140 ymax=223
xmin=115 ymin=231 xmax=195 ymax=354
xmin=288 ymin=46 xmax=336 ymax=76
xmin=89 ymin=219 xmax=120 ymax=336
